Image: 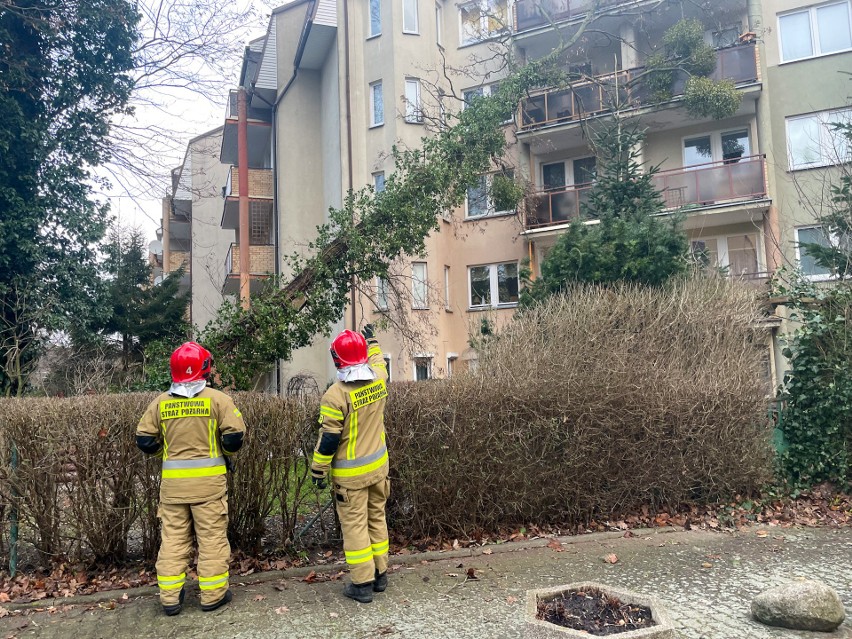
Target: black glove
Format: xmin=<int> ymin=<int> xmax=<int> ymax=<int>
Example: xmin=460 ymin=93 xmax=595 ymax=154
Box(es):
xmin=361 ymin=323 xmax=375 ymax=340
xmin=311 ymin=474 xmax=327 ymax=490
xmin=224 ymin=456 xmax=234 ymax=473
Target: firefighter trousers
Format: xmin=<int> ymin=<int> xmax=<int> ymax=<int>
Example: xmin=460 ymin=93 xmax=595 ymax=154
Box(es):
xmin=335 ymin=478 xmax=390 ymax=585
xmin=156 ymin=496 xmax=230 ymax=606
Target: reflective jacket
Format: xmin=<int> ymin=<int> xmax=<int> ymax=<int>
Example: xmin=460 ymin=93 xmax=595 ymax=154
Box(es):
xmin=312 ymin=338 xmax=389 ymax=490
xmin=136 ymin=387 xmax=246 ymax=504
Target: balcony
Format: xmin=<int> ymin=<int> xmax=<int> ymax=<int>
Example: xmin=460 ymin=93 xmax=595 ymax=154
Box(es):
xmin=526 ymin=155 xmax=767 ymax=229
xmin=519 ymin=43 xmax=758 ymax=133
xmin=222 ymin=243 xmax=275 ymax=295
xmin=224 ymin=167 xmax=273 ymax=199
xmin=513 ymin=0 xmax=593 ymax=32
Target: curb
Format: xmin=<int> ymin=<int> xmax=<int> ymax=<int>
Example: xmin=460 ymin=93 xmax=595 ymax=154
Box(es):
xmin=4 ymin=526 xmax=683 ymax=611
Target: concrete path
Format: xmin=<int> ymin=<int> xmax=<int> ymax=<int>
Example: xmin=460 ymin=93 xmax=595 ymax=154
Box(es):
xmin=2 ymin=527 xmax=850 ymax=639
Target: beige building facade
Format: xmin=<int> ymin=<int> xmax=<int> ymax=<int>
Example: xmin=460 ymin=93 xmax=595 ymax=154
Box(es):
xmin=160 ymin=0 xmax=851 ymax=392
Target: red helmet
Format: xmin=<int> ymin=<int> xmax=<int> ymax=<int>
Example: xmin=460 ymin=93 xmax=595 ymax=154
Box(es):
xmin=330 ymin=330 xmax=368 ymax=368
xmin=170 ymin=342 xmax=212 ymax=383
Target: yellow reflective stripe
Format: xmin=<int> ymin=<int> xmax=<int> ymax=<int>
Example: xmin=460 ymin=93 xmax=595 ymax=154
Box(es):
xmin=162 ymin=465 xmax=226 ymax=479
xmin=332 ymin=450 xmax=388 ymax=478
xmin=347 ymin=410 xmax=358 ymax=460
xmin=320 ymin=406 xmax=344 ymax=420
xmin=233 ymin=408 xmax=242 ymax=417
xmin=157 ymin=573 xmax=186 ymax=590
xmin=313 ymin=451 xmax=334 ymax=465
xmin=344 ymin=547 xmax=374 ymax=564
xmin=373 ymin=362 xmax=387 ymax=370
xmin=211 ymin=419 xmax=219 ymax=458
xmin=368 ymin=346 xmax=382 ymax=357
xmin=198 ymin=572 xmax=229 ymax=590
xmin=371 ymin=540 xmax=389 ymax=555
xmin=160 ymin=422 xmax=168 ymax=460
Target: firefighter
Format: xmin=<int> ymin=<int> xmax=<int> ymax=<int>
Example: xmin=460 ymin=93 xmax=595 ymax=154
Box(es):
xmin=136 ymin=342 xmax=246 ymax=616
xmin=311 ymin=324 xmax=390 ymax=603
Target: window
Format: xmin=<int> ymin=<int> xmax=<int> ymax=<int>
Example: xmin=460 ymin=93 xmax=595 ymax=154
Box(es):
xmin=463 ymin=82 xmax=511 ymax=123
xmin=403 ymin=0 xmax=419 ymax=33
xmin=376 ymin=276 xmax=389 ymax=310
xmin=412 ymin=262 xmax=428 ymax=308
xmin=373 ymin=171 xmax=385 ymax=192
xmin=249 ymin=201 xmax=272 ymax=244
xmin=370 ymin=81 xmax=384 ymax=127
xmin=369 ymin=0 xmax=381 ymax=37
xmin=444 ymin=265 xmax=451 ymax=309
xmin=383 ymin=354 xmax=392 ymax=381
xmin=779 ymin=1 xmax=852 ymax=62
xmin=541 ymin=157 xmax=596 ymax=191
xmin=404 ymin=78 xmax=423 ymax=123
xmin=414 ymin=357 xmax=432 ymax=381
xmin=786 ymin=108 xmax=852 ymax=170
xmin=460 ymin=0 xmax=508 ymax=44
xmin=796 ymin=226 xmax=834 ymax=279
xmin=683 ymin=129 xmax=751 ymax=166
xmin=690 ymin=234 xmax=760 ymax=277
xmin=466 ymin=171 xmax=515 ymax=218
xmin=447 ymin=353 xmax=458 ymax=377
xmin=436 ymin=3 xmax=443 ymax=45
xmin=712 ymin=23 xmax=742 ymax=48
xmin=468 ymin=262 xmax=519 ymax=308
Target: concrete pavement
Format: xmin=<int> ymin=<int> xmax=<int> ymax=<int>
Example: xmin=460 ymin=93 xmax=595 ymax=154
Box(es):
xmin=2 ymin=527 xmax=850 ymax=639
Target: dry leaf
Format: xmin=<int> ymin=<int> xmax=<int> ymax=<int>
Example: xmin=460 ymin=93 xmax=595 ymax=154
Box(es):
xmin=275 ymin=606 xmax=289 ymax=614
xmin=98 ymin=601 xmax=116 ymax=610
xmin=0 ymin=594 xmax=9 ymax=603
xmin=253 ymin=595 xmax=266 ymax=602
xmin=375 ymin=625 xmax=396 ymax=635
xmin=701 ymin=562 xmax=713 ymax=569
xmin=506 ymin=596 xmax=519 ymax=605
xmin=756 ymin=530 xmax=769 ymax=538
xmin=302 ymin=571 xmax=317 ymax=583
xmin=482 ymin=548 xmax=493 ymax=555
xmin=0 ymin=607 xmax=9 ymax=618
xmin=603 ymin=554 xmax=619 ymax=564
xmin=329 ymin=612 xmax=339 ymax=618
xmin=466 ymin=568 xmax=478 ymax=580
xmin=547 ymin=539 xmax=564 ymax=552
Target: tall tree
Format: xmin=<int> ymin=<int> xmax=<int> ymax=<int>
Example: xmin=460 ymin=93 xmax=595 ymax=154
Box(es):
xmin=93 ymin=225 xmax=189 ymax=369
xmin=522 ymin=120 xmax=689 ymax=303
xmin=0 ymin=0 xmax=139 ymax=394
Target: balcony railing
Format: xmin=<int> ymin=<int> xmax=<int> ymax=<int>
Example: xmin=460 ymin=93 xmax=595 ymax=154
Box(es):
xmin=514 ymin=0 xmax=593 ymax=32
xmin=519 ymin=43 xmax=758 ymax=132
xmin=224 ymin=167 xmax=274 ymax=199
xmin=225 ymin=243 xmax=275 ymax=277
xmin=225 ymin=89 xmax=272 ymax=123
xmin=525 ymin=155 xmax=767 ymax=229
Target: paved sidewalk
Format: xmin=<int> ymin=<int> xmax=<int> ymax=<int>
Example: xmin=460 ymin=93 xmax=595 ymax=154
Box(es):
xmin=1 ymin=528 xmax=850 ymax=639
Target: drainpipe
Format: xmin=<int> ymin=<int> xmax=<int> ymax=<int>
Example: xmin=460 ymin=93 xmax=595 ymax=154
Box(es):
xmin=343 ymin=0 xmax=356 ymax=330
xmin=238 ymin=87 xmax=251 ymax=310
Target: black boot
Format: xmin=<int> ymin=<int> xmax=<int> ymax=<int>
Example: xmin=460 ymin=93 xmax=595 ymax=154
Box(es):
xmin=200 ymin=589 xmax=233 ymax=612
xmin=373 ymin=570 xmax=388 ymax=592
xmin=343 ymin=581 xmax=374 ymax=603
xmin=162 ymin=587 xmax=185 ymax=616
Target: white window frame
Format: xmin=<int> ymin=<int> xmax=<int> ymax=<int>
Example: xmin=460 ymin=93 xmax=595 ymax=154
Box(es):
xmin=538 ymin=156 xmax=597 ymax=190
xmin=412 ymin=261 xmax=429 ymax=309
xmin=369 ymin=0 xmax=382 ymax=37
xmin=404 ymin=78 xmax=423 ymax=123
xmin=413 ymin=354 xmax=433 ymax=381
xmin=373 ymin=171 xmax=386 ymax=192
xmin=436 ymin=3 xmax=443 ymax=45
xmin=403 ymin=0 xmax=419 ymax=34
xmin=786 ymin=108 xmax=852 ymax=170
xmin=689 ymin=233 xmax=763 ymax=278
xmin=465 ymin=171 xmax=516 ymax=219
xmin=467 ymin=261 xmax=520 ymax=309
xmin=795 ymin=225 xmax=837 ymax=281
xmin=681 ymin=128 xmax=752 ymax=167
xmin=778 ymin=1 xmax=852 ymax=63
xmin=444 ymin=265 xmax=451 ymax=310
xmin=459 ymin=0 xmax=510 ymax=45
xmin=369 ymin=81 xmax=384 ymax=127
xmin=376 ymin=275 xmax=390 ymax=310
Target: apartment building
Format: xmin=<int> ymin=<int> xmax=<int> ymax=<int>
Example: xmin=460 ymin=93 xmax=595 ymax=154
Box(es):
xmin=159 ymin=0 xmax=851 ymax=392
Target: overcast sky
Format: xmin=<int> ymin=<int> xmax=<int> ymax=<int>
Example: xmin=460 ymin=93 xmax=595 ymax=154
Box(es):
xmin=103 ymin=0 xmax=276 ymax=244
